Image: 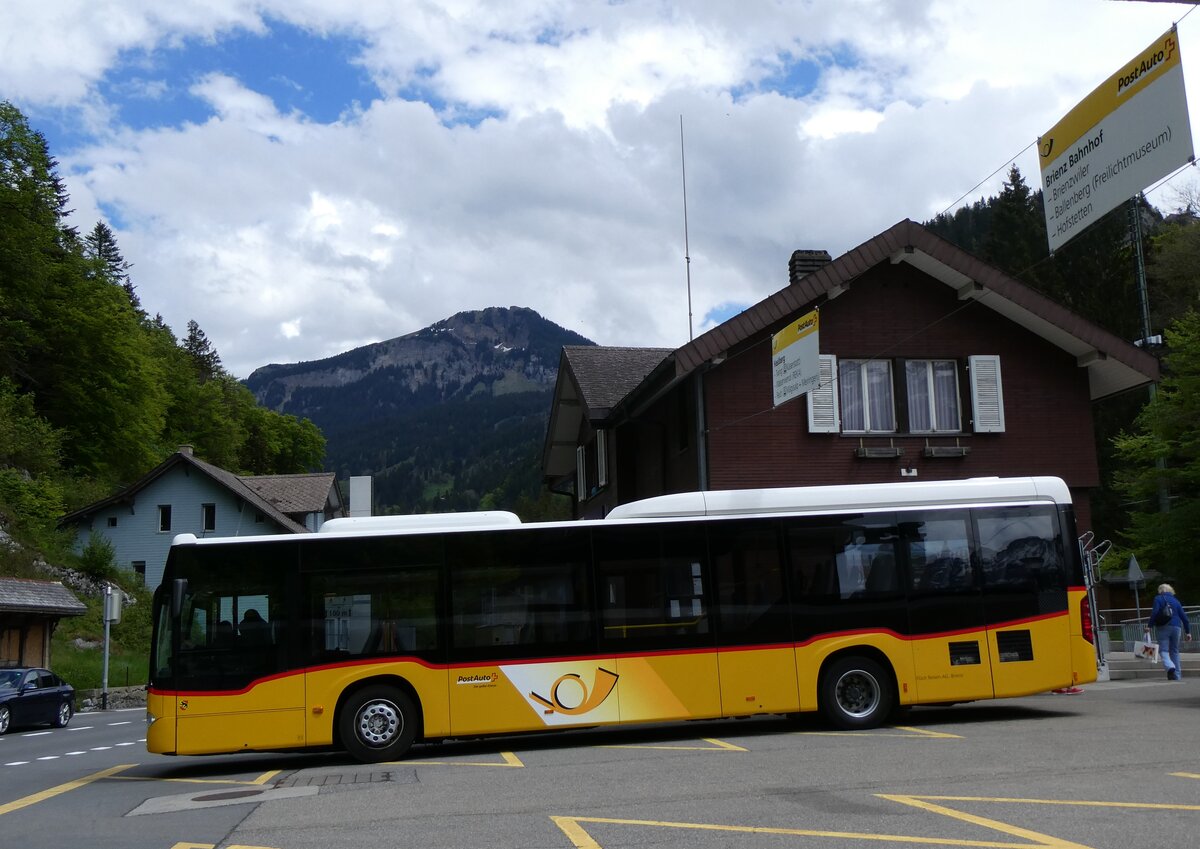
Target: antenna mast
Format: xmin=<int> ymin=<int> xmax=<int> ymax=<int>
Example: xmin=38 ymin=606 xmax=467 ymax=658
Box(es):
xmin=680 ymin=115 xmax=693 ymax=340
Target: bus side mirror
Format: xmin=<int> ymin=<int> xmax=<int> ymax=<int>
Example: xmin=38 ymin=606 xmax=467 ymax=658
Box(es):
xmin=171 ymin=578 xmax=187 ymax=618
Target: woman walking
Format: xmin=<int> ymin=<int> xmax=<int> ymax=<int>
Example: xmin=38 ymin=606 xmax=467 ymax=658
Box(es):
xmin=1150 ymin=584 xmax=1192 ymax=681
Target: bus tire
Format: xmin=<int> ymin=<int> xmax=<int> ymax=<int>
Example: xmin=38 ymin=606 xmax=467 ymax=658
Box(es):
xmin=819 ymin=656 xmax=894 ymax=730
xmin=340 ymin=685 xmax=418 ymax=763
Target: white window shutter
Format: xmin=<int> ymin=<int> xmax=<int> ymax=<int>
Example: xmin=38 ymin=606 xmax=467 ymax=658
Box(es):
xmin=576 ymin=445 xmax=586 ymax=501
xmin=969 ymin=355 xmax=1005 ymax=433
xmin=596 ymin=429 xmax=608 ymax=487
xmin=807 ymin=354 xmax=839 ymax=433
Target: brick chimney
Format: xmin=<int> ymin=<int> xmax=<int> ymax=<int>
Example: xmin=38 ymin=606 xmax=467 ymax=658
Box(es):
xmin=789 ymin=249 xmax=831 ymax=285
xmin=178 ymin=445 xmax=194 ymax=456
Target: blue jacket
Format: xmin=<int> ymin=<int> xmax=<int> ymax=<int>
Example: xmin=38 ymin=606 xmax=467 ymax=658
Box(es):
xmin=1151 ymin=593 xmax=1191 ymax=635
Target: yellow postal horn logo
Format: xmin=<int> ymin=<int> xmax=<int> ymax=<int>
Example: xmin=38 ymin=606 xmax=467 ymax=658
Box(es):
xmin=529 ymin=667 xmax=618 ymax=715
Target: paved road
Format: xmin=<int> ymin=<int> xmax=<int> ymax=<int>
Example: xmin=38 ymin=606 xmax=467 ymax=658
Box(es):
xmin=1 ymin=679 xmax=1196 ymax=849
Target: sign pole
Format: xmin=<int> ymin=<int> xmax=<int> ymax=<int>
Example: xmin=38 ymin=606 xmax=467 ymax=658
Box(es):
xmin=101 ymin=585 xmax=111 ymax=711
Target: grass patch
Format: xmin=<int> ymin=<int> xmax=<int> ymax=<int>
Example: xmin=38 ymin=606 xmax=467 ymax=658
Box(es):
xmin=50 ymin=585 xmax=152 ymax=692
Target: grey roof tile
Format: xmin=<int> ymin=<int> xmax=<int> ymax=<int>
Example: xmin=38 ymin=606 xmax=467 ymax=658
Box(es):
xmin=0 ymin=578 xmax=87 ymax=616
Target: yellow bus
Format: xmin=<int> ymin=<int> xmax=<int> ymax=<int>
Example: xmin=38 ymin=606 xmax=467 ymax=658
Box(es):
xmin=146 ymin=476 xmax=1096 ymax=763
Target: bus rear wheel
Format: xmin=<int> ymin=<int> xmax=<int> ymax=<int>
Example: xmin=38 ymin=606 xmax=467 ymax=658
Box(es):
xmin=340 ymin=685 xmax=418 ymax=763
xmin=819 ymin=656 xmax=894 ymax=730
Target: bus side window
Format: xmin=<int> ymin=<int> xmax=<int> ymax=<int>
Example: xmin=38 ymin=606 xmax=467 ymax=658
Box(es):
xmin=596 ymin=523 xmax=710 ymax=647
xmin=446 ymin=528 xmax=593 ymax=658
xmin=710 ymin=520 xmax=790 ymax=644
xmin=904 ymin=511 xmax=975 ymax=592
xmin=976 ymin=506 xmax=1066 ymax=592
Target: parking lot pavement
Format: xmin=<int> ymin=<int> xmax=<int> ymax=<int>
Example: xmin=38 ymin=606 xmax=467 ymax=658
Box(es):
xmin=195 ymin=677 xmax=1197 ymax=849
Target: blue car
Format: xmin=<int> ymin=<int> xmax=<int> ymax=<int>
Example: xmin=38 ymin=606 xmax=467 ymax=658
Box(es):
xmin=0 ymin=667 xmax=75 ymax=734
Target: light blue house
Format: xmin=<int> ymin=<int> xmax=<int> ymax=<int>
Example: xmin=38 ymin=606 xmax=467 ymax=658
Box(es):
xmin=60 ymin=446 xmax=345 ymax=590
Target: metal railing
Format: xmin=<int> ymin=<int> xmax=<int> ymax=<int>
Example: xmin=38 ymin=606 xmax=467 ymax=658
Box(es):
xmin=1096 ymin=606 xmax=1199 ymax=653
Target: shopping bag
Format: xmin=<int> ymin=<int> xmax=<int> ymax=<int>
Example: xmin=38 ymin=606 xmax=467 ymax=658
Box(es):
xmin=1133 ymin=639 xmax=1160 ymax=663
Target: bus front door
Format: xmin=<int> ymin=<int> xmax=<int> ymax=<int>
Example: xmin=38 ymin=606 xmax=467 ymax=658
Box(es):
xmin=907 ymin=587 xmax=995 ymax=704
xmin=173 ymin=629 xmax=306 ymax=755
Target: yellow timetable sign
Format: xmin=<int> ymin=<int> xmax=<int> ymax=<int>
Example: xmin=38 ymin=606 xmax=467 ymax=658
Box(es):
xmin=771 ymin=309 xmax=819 ymax=407
xmin=1038 ymin=28 xmax=1193 ymax=252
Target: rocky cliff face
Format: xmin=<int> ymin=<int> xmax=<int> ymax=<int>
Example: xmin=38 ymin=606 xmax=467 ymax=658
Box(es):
xmin=245 ymin=306 xmax=590 ymax=433
xmin=244 ymin=306 xmax=594 ymax=514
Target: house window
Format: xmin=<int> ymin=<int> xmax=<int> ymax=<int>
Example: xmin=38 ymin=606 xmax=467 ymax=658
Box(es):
xmin=202 ymin=503 xmax=216 ymax=532
xmin=132 ymin=561 xmax=146 ymax=584
xmin=107 ymin=517 xmax=118 ymax=527
xmin=839 ymin=359 xmax=896 ymax=433
xmin=158 ymin=505 xmax=172 ymax=533
xmin=906 ymin=360 xmax=961 ymax=432
xmin=576 ymin=430 xmax=608 ymax=501
xmin=808 ymin=354 xmax=1005 ymax=435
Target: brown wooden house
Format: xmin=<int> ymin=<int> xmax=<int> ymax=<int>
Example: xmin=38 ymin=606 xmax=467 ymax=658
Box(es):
xmin=543 ymin=219 xmax=1159 ymax=532
xmin=0 ymin=578 xmax=87 ymax=668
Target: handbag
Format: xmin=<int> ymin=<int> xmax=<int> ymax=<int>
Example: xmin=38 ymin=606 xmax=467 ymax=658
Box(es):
xmin=1133 ymin=638 xmax=1161 ymax=663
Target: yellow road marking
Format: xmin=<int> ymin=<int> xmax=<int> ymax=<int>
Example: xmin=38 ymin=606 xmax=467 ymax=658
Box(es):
xmin=601 ymin=737 xmax=747 ymax=752
xmin=554 ymin=790 xmax=1200 ymax=849
xmin=113 ymin=769 xmax=283 ymax=787
xmin=881 ymin=795 xmax=1092 ymax=849
xmin=171 ymin=844 xmax=281 ymax=849
xmin=894 ymin=794 xmax=1200 ymax=811
xmin=893 ymin=725 xmax=964 ymax=739
xmin=1171 ymin=772 xmax=1200 ymax=780
xmin=551 ymin=814 xmax=1044 ymax=847
xmin=0 ymin=764 xmax=135 ymax=816
xmin=397 ymin=750 xmax=524 ymax=767
xmin=799 ymin=726 xmax=963 ymax=739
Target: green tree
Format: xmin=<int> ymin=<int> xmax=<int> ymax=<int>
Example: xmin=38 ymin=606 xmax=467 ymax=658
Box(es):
xmin=84 ymin=220 xmax=140 ymax=311
xmin=183 ymin=320 xmax=223 ymax=383
xmin=981 ymin=165 xmax=1048 ymax=280
xmin=1148 ymin=213 xmax=1200 ymax=326
xmin=1112 ymin=310 xmax=1200 ymax=589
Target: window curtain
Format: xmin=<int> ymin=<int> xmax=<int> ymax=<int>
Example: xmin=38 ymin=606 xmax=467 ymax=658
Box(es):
xmin=906 ymin=362 xmax=931 ymax=431
xmin=931 ymin=360 xmax=959 ymax=430
xmin=906 ymin=360 xmax=959 ymax=432
xmin=864 ymin=360 xmax=894 ymax=431
xmin=839 ymin=360 xmax=864 ymax=431
xmin=840 ymin=360 xmax=894 ymax=432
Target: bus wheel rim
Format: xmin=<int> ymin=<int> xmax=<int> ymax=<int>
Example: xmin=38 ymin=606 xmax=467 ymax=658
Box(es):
xmin=356 ymin=699 xmax=402 ymax=747
xmin=835 ymin=670 xmax=880 ymax=718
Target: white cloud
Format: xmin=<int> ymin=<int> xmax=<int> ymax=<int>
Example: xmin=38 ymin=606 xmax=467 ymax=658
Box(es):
xmin=5 ymin=1 xmax=1197 ymax=377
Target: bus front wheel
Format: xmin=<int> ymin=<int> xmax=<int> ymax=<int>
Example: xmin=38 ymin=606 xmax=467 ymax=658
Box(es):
xmin=819 ymin=656 xmax=894 ymax=730
xmin=340 ymin=685 xmax=418 ymax=763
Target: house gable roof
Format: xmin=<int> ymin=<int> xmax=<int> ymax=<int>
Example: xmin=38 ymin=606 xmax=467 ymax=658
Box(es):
xmin=542 ymin=219 xmax=1160 ymax=483
xmin=240 ymin=472 xmax=341 ymax=517
xmin=57 ymin=449 xmax=333 ymax=534
xmin=0 ymin=577 xmax=87 ymax=617
xmin=542 ymin=346 xmax=672 ymax=482
xmin=675 ymin=219 xmax=1159 ymax=400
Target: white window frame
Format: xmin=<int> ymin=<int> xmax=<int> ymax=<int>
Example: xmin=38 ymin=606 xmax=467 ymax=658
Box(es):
xmin=905 ymin=359 xmax=962 ymax=433
xmin=576 ymin=430 xmax=609 ymax=501
xmin=201 ymin=503 xmax=216 ymax=532
xmin=838 ymin=358 xmax=896 ymax=434
xmin=596 ymin=429 xmax=608 ymax=488
xmin=157 ymin=504 xmax=172 ymax=533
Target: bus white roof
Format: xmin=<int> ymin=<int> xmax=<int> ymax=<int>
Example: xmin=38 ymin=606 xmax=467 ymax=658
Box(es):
xmin=605 ymin=476 xmax=1071 ymax=520
xmin=169 ymin=477 xmax=1069 ymax=549
xmin=318 ymin=511 xmax=522 ymax=534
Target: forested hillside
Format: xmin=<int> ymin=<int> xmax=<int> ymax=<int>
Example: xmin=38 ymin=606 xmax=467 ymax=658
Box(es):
xmin=1 ymin=101 xmax=324 ymax=578
xmin=926 ymin=166 xmax=1200 ymax=586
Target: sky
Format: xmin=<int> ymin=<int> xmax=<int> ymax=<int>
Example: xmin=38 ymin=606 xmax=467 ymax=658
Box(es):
xmin=5 ymin=1 xmax=1200 ymax=378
